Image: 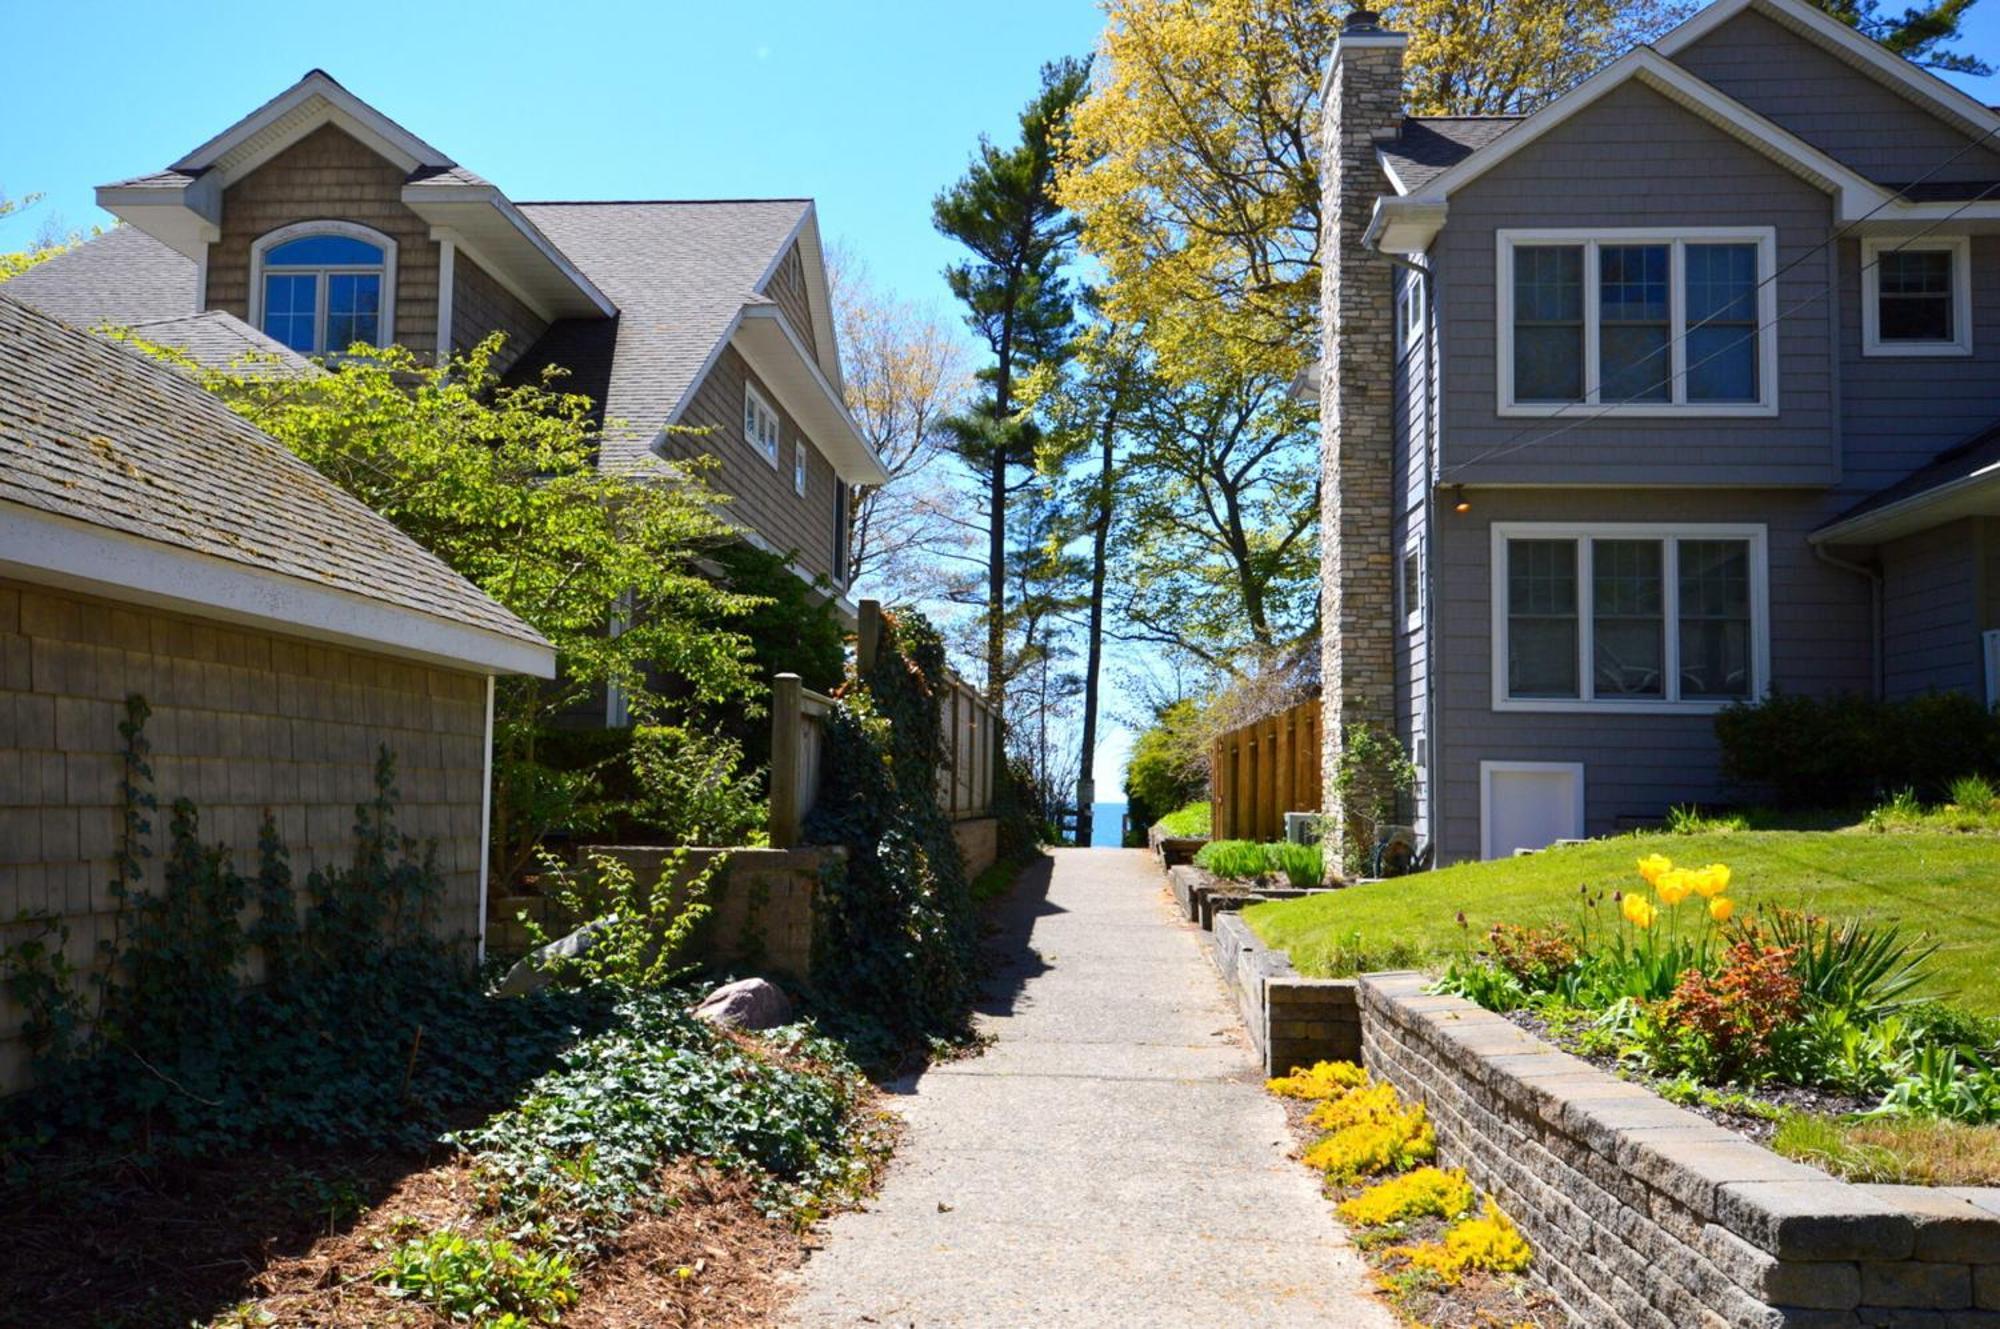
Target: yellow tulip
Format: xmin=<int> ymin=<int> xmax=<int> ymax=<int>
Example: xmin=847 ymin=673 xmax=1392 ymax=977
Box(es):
xmin=1621 ymin=894 xmax=1657 ymax=929
xmin=1654 ymin=870 xmax=1693 ymax=907
xmin=1693 ymin=864 xmax=1732 ymax=899
xmin=1709 ymin=897 xmax=1735 ymax=923
xmin=1636 ymin=853 xmax=1673 ymax=886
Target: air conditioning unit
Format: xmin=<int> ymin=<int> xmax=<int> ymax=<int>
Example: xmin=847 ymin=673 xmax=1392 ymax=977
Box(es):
xmin=1284 ymin=811 xmax=1328 ymax=845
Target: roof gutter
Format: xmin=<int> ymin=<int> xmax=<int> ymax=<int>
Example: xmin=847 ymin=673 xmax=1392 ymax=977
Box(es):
xmin=1808 ymin=459 xmax=2000 ymax=546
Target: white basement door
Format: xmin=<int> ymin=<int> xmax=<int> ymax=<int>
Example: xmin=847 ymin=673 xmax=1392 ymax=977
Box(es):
xmin=1481 ymin=761 xmax=1586 ymax=860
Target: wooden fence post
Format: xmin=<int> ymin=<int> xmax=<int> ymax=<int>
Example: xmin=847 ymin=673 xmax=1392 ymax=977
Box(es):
xmin=770 ymin=673 xmax=803 ymax=849
xmin=857 ymin=599 xmax=882 ymax=674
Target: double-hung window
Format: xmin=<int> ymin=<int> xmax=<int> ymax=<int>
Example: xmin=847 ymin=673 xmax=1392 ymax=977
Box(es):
xmin=250 ymin=223 xmax=395 ymax=355
xmin=1862 ymin=236 xmax=1972 ymax=356
xmin=793 ymin=440 xmax=810 ymax=496
xmin=1492 ymin=523 xmax=1767 ymax=712
xmin=744 ymin=384 xmax=782 ymax=466
xmin=1498 ymin=229 xmax=1777 ymax=416
xmin=1396 ymin=267 xmax=1426 ymax=352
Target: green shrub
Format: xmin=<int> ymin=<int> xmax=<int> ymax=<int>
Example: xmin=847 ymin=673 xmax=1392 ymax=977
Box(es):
xmin=377 ymin=1230 xmax=578 ymax=1324
xmin=1194 ymin=840 xmax=1269 ymax=880
xmin=1267 ymin=841 xmax=1323 ymax=888
xmin=626 ymin=723 xmax=766 ymax=846
xmin=1716 ymin=691 xmax=2000 ymax=808
xmin=1125 ymin=700 xmax=1209 ymax=830
xmin=1950 ymin=774 xmax=1999 ymax=815
xmin=1154 ymin=802 xmax=1212 ymax=839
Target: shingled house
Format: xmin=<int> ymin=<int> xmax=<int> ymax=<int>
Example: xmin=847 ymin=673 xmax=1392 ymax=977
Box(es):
xmin=0 ymin=290 xmax=554 ymax=1091
xmin=6 ymin=70 xmax=885 ymax=664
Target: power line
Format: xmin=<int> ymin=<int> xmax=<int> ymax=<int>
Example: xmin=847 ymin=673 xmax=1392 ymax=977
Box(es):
xmin=1436 ymin=122 xmax=2000 ymax=480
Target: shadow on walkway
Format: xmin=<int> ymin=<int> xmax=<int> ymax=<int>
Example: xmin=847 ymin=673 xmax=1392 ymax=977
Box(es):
xmin=972 ymin=853 xmax=1060 ymax=1021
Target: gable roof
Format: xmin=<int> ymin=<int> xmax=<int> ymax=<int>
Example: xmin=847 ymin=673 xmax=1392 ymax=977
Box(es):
xmin=1378 ymin=117 xmax=1521 ymax=195
xmin=1654 ymin=0 xmax=2000 ymax=146
xmin=0 ymin=291 xmax=551 ymax=676
xmin=508 ymin=200 xmax=879 ymax=483
xmin=123 ymin=311 xmax=320 ymax=376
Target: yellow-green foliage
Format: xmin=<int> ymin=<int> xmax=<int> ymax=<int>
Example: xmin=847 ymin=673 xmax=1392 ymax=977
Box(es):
xmin=1337 ymin=1167 xmax=1475 ymax=1227
xmin=1302 ymin=1106 xmax=1437 ymax=1183
xmin=1305 ymin=1080 xmax=1406 ymax=1133
xmin=1389 ymin=1199 xmax=1534 ymax=1285
xmin=1266 ymin=1060 xmax=1369 ymax=1101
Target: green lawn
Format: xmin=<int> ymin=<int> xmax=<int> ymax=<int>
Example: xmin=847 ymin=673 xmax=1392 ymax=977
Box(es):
xmin=1243 ymin=830 xmax=2000 ymax=1014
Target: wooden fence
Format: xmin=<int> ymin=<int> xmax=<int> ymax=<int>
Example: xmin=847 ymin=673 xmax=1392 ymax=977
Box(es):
xmin=1209 ymin=697 xmax=1322 ymax=843
xmin=768 ymin=600 xmax=1000 ymax=848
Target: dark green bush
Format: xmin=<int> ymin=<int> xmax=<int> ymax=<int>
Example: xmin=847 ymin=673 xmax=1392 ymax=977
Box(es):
xmin=1125 ymin=699 xmax=1209 ymax=831
xmin=1716 ymin=691 xmax=2000 ymax=808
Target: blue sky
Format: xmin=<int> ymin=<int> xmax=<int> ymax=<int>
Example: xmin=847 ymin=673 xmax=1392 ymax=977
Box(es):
xmin=4 ymin=0 xmax=1995 ymax=795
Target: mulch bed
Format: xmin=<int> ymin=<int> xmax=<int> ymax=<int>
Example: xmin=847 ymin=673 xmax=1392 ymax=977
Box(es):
xmin=1503 ymin=1008 xmax=1874 ymax=1145
xmin=1275 ymin=1097 xmax=1563 ymax=1328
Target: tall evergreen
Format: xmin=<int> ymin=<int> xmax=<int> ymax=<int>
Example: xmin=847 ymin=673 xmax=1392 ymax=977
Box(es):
xmin=933 ymin=56 xmax=1090 ymax=713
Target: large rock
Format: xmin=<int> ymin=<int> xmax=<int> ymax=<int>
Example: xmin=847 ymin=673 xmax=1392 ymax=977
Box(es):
xmin=494 ymin=915 xmax=619 ymax=997
xmin=692 ymin=977 xmax=792 ymax=1031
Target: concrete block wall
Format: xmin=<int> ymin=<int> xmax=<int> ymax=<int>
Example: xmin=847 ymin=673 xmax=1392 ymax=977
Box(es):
xmin=952 ymin=816 xmax=998 ymax=880
xmin=1206 ymin=911 xmax=1361 ymax=1075
xmin=0 ymin=578 xmax=489 ymax=1093
xmin=1359 ymin=973 xmax=2000 ymax=1328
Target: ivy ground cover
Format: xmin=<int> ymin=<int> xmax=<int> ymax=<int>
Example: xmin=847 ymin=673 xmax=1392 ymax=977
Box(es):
xmin=1244 ymin=829 xmax=2000 ymax=1013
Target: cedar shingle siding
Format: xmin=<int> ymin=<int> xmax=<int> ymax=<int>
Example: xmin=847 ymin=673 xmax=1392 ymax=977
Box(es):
xmin=765 ymin=241 xmax=817 ymax=361
xmin=672 ymin=345 xmax=840 ymax=582
xmin=0 ymin=580 xmax=488 ymax=1093
xmin=206 ymin=124 xmax=441 ymax=354
xmin=452 ymin=251 xmax=547 ymax=375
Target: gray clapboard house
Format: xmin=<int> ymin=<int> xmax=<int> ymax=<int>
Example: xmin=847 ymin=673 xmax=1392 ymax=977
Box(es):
xmin=1316 ymin=0 xmax=2000 ymax=862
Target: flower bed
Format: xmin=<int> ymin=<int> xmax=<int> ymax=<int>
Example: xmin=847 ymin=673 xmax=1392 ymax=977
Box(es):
xmin=1433 ymin=855 xmax=2000 ymax=1188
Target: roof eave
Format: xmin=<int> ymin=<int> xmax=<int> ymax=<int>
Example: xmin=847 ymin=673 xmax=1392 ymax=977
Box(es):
xmin=731 ymin=304 xmax=888 ymax=486
xmin=1366 ymin=197 xmax=1449 ymax=254
xmin=1811 ymin=461 xmax=2000 ymax=547
xmin=405 ymin=184 xmax=617 ymax=320
xmin=95 ymin=176 xmax=222 ymax=260
xmin=0 ymin=501 xmax=556 ymax=678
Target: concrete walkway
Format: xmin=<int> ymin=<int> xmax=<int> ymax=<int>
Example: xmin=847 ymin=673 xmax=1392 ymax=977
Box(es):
xmin=784 ymin=847 xmax=1394 ymax=1328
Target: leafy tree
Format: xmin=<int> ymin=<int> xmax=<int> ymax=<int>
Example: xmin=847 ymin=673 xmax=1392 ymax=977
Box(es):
xmin=1057 ymin=0 xmax=1679 ymax=382
xmin=0 ymin=188 xmax=89 ymax=283
xmin=933 ymin=56 xmax=1091 ymax=711
xmin=1112 ymin=361 xmax=1319 ymax=665
xmin=164 ymin=336 xmax=760 ymax=879
xmin=826 ymin=246 xmax=978 ymax=600
xmin=1812 ymin=0 xmax=1992 ymax=73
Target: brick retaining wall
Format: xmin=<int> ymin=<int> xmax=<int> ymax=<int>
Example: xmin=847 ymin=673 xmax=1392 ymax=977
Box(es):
xmin=1359 ymin=972 xmax=2000 ymax=1328
xmin=1206 ymin=912 xmax=1361 ymax=1075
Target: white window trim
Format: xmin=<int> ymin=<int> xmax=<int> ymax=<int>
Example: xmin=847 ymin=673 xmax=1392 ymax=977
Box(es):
xmin=1401 ymin=538 xmax=1423 ymax=633
xmin=1479 ymin=760 xmax=1586 ymax=861
xmin=1488 ymin=521 xmax=1770 ymax=715
xmin=1496 ymin=227 xmax=1779 ymax=419
xmin=1860 ymin=235 xmax=1973 ymax=357
xmin=744 ymin=382 xmax=782 ymax=468
xmin=1397 ymin=268 xmax=1426 ymax=353
xmin=793 ymin=439 xmax=810 ymax=497
xmin=247 ymin=219 xmax=398 ymax=353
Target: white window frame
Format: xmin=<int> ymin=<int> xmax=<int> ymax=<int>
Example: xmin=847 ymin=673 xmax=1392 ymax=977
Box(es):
xmin=1397 ymin=267 xmax=1426 ymax=352
xmin=1861 ymin=235 xmax=1973 ymax=357
xmin=744 ymin=382 xmax=781 ymax=468
xmin=247 ymin=219 xmax=398 ymax=353
xmin=1401 ymin=538 xmax=1424 ymax=633
xmin=1489 ymin=521 xmax=1770 ymax=715
xmin=793 ymin=438 xmax=810 ymax=496
xmin=1496 ymin=227 xmax=1779 ymax=419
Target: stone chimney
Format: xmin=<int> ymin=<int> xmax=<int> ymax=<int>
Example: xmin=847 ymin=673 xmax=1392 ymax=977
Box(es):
xmin=1319 ymin=7 xmax=1406 ymax=873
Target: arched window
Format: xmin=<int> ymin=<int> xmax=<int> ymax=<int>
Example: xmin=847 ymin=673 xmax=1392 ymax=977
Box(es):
xmin=249 ymin=222 xmax=397 ymax=355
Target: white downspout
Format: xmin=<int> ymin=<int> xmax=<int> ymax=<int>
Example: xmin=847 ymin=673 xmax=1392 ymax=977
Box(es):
xmin=477 ymin=672 xmax=495 ymax=963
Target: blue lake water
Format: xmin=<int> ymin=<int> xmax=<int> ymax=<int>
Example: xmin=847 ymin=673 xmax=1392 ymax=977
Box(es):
xmin=1089 ymin=802 xmax=1129 ymax=848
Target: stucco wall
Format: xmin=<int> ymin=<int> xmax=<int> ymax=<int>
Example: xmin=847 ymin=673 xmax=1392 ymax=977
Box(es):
xmin=0 ymin=578 xmax=488 ymax=1092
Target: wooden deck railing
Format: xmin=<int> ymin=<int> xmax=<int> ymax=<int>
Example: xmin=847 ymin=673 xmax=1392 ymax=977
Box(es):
xmin=1209 ymin=697 xmax=1322 ymax=842
xmin=769 ymin=601 xmax=1001 ymax=848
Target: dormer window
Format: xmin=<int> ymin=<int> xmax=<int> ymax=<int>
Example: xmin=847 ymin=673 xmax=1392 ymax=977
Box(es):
xmin=249 ymin=222 xmax=397 ymax=355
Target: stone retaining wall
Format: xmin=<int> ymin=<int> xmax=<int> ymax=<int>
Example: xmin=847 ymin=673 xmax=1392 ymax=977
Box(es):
xmin=952 ymin=817 xmax=998 ymax=879
xmin=1359 ymin=972 xmax=2000 ymax=1328
xmin=1206 ymin=912 xmax=1361 ymax=1075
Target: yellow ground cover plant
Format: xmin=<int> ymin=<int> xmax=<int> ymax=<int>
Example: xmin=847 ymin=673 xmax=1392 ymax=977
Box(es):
xmin=1266 ymin=1060 xmax=1370 ymax=1101
xmin=1302 ymin=1097 xmax=1436 ymax=1182
xmin=1387 ymin=1198 xmax=1534 ymax=1285
xmin=1337 ymin=1167 xmax=1476 ymax=1227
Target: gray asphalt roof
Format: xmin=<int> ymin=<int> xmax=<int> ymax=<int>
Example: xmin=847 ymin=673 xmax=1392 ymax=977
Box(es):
xmin=124 ymin=311 xmax=319 ymax=376
xmin=1821 ymin=417 xmax=2000 ymax=532
xmin=2 ymin=225 xmax=197 ymax=328
xmin=510 ymin=199 xmax=810 ymax=473
xmin=0 ymin=290 xmax=547 ymax=650
xmin=1378 ymin=117 xmax=1523 ymax=193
